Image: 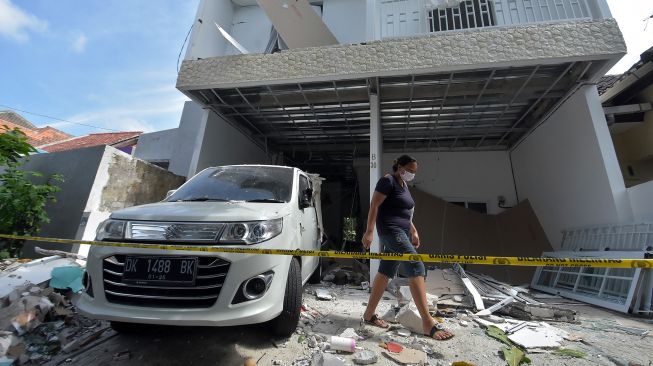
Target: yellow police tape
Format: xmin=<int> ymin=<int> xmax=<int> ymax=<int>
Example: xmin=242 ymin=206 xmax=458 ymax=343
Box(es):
xmin=1 ymin=234 xmax=651 ymax=269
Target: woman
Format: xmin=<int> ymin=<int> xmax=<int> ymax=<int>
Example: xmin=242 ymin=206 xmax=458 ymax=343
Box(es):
xmin=361 ymin=155 xmax=454 ymax=340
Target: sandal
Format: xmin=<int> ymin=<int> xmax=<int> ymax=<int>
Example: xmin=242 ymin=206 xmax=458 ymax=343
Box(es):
xmin=427 ymin=323 xmax=454 ymax=340
xmin=362 ymin=314 xmax=389 ymax=329
xmin=434 ymin=308 xmax=456 ymax=318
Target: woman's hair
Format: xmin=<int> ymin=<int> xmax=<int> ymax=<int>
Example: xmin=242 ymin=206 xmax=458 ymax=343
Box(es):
xmin=392 ymin=154 xmax=417 ymax=172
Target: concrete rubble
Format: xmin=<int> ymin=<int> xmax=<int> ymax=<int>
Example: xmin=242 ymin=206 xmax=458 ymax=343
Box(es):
xmin=1 ymin=258 xmax=651 ymax=365
xmin=283 ymin=262 xmax=653 ymax=366
xmin=0 ymin=255 xmax=109 ymax=365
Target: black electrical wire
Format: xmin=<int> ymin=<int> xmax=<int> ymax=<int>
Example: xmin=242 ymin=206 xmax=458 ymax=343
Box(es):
xmin=0 ymin=104 xmax=119 ymax=132
xmin=177 ymin=23 xmax=194 ymax=72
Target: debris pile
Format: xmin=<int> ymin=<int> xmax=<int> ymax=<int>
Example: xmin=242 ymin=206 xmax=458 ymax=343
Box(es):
xmin=0 ymin=254 xmax=108 ymax=365
xmin=291 ymin=260 xmax=626 ymax=366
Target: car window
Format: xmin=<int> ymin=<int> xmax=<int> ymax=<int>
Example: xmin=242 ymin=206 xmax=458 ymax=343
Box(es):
xmin=167 ymin=166 xmax=293 ymax=202
xmin=298 ymin=174 xmax=312 ymax=207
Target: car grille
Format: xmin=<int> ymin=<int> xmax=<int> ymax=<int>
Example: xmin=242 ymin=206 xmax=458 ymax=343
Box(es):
xmin=102 ymin=254 xmax=230 ymax=308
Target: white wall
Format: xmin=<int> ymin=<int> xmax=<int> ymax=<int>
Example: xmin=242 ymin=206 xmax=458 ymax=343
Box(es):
xmin=170 ymin=101 xmax=206 ymax=177
xmin=225 ymin=5 xmax=273 ymax=55
xmin=133 ymin=128 xmax=178 ymax=163
xmin=628 ymin=181 xmax=653 ymax=222
xmin=511 ymin=85 xmax=633 ymax=248
xmin=191 ymin=109 xmax=270 ymax=175
xmin=323 ymin=0 xmax=367 ymax=44
xmin=185 ymin=0 xmax=235 ymax=60
xmin=381 ymin=151 xmax=517 ymax=214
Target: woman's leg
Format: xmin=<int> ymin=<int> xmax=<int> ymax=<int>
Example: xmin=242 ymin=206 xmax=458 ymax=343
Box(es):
xmin=363 ymin=272 xmax=390 ymax=324
xmin=408 ymin=276 xmax=454 ymax=339
xmin=407 ymin=276 xmax=436 ymax=332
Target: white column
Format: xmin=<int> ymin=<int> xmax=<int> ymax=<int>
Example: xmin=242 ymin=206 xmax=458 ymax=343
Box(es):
xmin=369 ymin=92 xmax=382 ymax=279
xmin=366 ymin=0 xmax=380 ymax=41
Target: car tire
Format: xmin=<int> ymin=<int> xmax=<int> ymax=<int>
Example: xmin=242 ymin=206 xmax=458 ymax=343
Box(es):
xmin=308 ymin=257 xmax=322 ymax=284
xmin=110 ymin=321 xmax=146 ymax=333
xmin=269 ymin=257 xmax=301 ymax=337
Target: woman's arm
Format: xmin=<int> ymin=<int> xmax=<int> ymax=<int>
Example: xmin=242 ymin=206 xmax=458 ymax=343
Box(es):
xmin=362 ymin=191 xmax=386 ymax=249
xmin=410 ymin=222 xmax=420 ymax=248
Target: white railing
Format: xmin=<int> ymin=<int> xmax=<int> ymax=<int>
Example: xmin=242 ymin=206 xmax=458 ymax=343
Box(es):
xmin=378 ymin=0 xmax=609 ymax=39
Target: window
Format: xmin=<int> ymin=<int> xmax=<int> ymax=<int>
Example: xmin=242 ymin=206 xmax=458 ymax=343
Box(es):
xmin=167 ymin=166 xmax=293 ymax=203
xmin=298 ymin=174 xmax=313 ymax=207
xmin=448 ymin=200 xmax=487 ymax=214
xmin=428 ymin=0 xmax=496 ymax=32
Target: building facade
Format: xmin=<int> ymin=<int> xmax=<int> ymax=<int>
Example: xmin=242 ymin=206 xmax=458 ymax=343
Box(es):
xmin=136 ymin=0 xmax=644 ymax=267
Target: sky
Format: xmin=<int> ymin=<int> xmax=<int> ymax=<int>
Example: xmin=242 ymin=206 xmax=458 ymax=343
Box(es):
xmin=0 ymin=0 xmax=199 ymax=136
xmin=0 ymin=0 xmax=652 ymax=137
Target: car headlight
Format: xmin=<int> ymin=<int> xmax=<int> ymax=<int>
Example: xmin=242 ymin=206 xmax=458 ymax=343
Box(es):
xmin=220 ymin=218 xmax=283 ymax=245
xmin=95 ymin=219 xmax=126 ymax=240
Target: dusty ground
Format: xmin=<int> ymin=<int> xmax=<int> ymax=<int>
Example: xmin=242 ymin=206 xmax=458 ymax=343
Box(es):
xmin=47 ymin=283 xmax=653 ymax=366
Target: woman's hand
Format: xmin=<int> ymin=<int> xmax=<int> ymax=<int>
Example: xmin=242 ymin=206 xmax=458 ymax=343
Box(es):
xmin=411 ymin=231 xmax=421 ymax=248
xmin=362 ymin=230 xmax=374 ymax=249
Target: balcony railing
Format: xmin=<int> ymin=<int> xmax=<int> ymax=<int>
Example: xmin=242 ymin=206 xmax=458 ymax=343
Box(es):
xmin=378 ymin=0 xmax=610 ymax=39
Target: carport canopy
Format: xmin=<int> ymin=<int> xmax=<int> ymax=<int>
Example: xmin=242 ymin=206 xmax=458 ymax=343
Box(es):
xmin=185 ymin=61 xmax=594 ymax=182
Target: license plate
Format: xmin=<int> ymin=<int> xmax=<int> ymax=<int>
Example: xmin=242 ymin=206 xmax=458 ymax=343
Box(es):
xmin=122 ymin=256 xmax=197 ymax=286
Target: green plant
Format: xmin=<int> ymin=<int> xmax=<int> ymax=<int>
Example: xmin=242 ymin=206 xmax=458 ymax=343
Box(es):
xmin=343 ymin=216 xmax=357 ymax=242
xmin=0 ymin=126 xmax=63 ymax=257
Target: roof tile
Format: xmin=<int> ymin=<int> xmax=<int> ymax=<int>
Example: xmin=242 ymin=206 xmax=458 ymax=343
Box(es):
xmin=40 ymin=132 xmax=142 ymax=153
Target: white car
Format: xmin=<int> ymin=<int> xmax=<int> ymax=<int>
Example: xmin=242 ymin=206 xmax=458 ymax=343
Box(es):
xmin=76 ymin=165 xmax=323 ymax=336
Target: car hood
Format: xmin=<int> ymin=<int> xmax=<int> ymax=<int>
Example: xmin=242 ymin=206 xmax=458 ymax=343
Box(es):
xmin=110 ymin=201 xmax=291 ymax=222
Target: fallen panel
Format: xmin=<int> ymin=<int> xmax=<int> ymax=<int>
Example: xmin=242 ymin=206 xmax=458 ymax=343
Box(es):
xmin=453 ymin=263 xmax=484 ymax=310
xmin=507 ymin=324 xmax=566 ymax=349
xmin=0 ymin=257 xmax=78 ymax=299
xmin=531 ymin=251 xmax=645 ymax=313
xmin=257 ymin=0 xmax=338 ymax=49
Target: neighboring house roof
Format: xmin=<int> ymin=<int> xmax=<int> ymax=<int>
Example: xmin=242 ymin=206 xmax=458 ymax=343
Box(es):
xmin=599 ymin=45 xmax=653 ymax=97
xmin=0 ymin=118 xmax=73 ymax=147
xmin=597 ymin=74 xmax=622 ymax=96
xmin=0 ymin=110 xmax=36 ymax=129
xmin=39 ymin=131 xmax=142 ymax=153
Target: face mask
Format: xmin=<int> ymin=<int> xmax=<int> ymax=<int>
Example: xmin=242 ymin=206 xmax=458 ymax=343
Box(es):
xmin=400 ymin=169 xmax=415 ymax=182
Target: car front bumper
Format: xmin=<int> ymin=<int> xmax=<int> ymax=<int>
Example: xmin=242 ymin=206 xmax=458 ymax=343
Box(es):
xmin=76 ymin=238 xmax=293 ymax=327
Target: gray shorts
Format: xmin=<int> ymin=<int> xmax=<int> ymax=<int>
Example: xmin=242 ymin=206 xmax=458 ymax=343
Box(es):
xmin=377 ymin=230 xmax=426 ymax=279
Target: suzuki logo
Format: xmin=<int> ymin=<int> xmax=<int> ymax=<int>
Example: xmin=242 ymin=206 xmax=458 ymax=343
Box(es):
xmin=164 ymin=225 xmax=182 ymax=240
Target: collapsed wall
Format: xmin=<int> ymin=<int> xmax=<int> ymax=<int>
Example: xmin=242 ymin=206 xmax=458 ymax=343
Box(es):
xmin=412 ymin=188 xmax=553 ymax=284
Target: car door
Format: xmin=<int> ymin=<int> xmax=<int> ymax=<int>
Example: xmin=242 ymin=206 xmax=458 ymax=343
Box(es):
xmin=298 ymin=173 xmax=319 ymax=281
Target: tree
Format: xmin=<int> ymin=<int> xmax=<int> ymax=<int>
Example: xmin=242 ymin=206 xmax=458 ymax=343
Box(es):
xmin=0 ymin=126 xmax=63 ymax=258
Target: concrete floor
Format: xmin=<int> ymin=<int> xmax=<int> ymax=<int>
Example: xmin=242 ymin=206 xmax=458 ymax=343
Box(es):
xmin=57 ymin=285 xmax=653 ymax=366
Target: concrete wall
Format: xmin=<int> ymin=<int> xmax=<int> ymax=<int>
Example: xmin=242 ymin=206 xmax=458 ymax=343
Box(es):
xmin=18 ymin=146 xmax=106 ymax=257
xmin=97 ymin=148 xmax=186 ymax=212
xmin=132 ymin=101 xmax=206 ymax=178
xmin=14 ymin=145 xmax=186 ymax=258
xmin=190 ymin=109 xmax=269 ymax=175
xmin=381 ymin=151 xmax=517 ymax=214
xmin=511 ymin=85 xmax=633 ymax=248
xmin=184 ymin=0 xmax=235 ymax=60
xmin=133 ymin=128 xmax=178 ymax=163
xmin=628 ymin=180 xmax=653 ymax=222
xmin=323 ymin=0 xmax=367 ymax=44
xmin=77 ymin=146 xmax=186 ymax=257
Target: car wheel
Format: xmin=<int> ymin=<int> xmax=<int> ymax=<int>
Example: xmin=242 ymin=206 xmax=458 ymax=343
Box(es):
xmin=308 ymin=257 xmax=322 ymax=284
xmin=110 ymin=321 xmax=146 ymax=333
xmin=269 ymin=257 xmax=301 ymax=337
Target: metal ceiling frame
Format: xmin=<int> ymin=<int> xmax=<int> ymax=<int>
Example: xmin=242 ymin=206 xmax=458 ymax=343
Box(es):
xmin=185 ymin=61 xmax=593 ymax=181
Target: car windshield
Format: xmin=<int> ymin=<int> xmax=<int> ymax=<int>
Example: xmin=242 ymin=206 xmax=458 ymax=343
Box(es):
xmin=167 ymin=166 xmax=293 ymax=203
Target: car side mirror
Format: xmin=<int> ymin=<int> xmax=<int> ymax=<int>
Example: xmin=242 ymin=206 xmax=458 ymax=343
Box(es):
xmin=299 ymin=188 xmax=313 ymax=209
xmin=165 ymin=189 xmax=177 ymax=199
